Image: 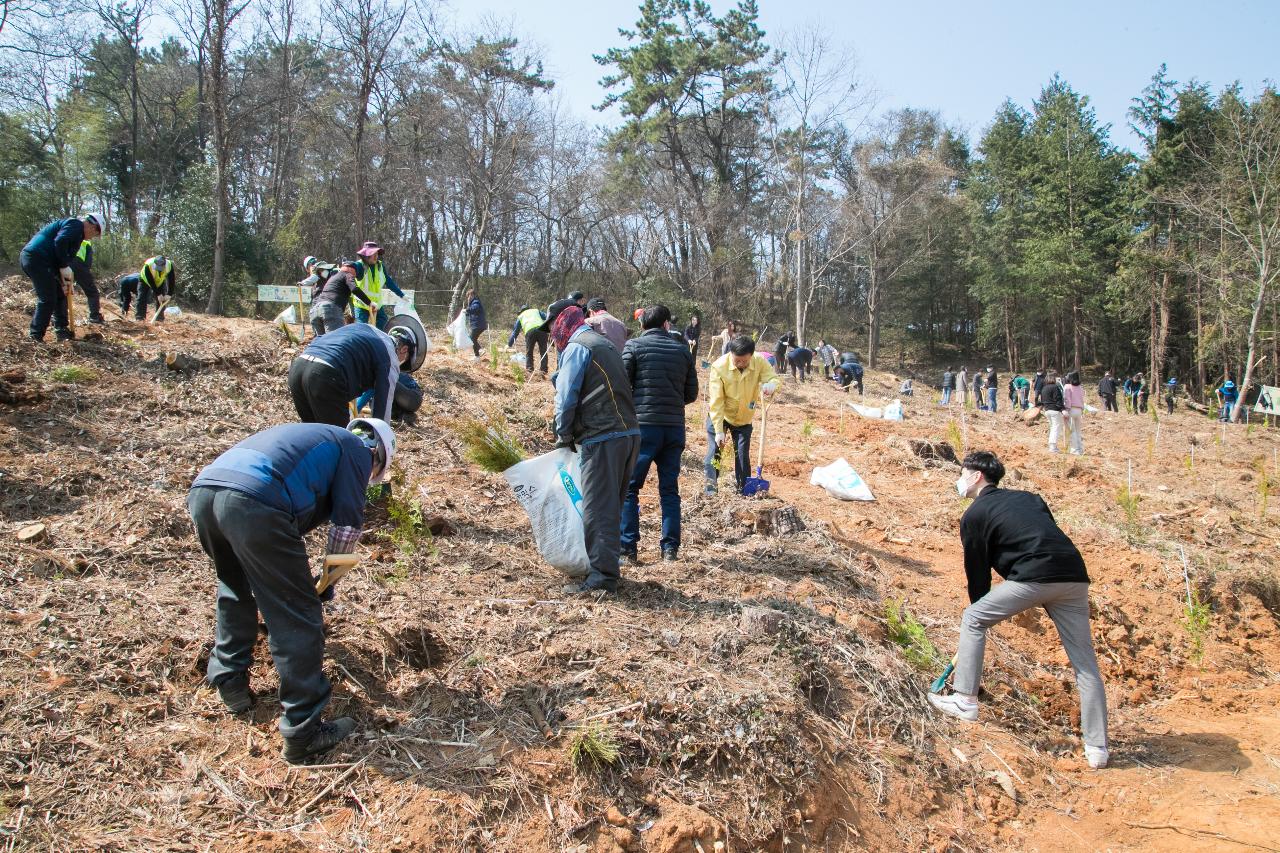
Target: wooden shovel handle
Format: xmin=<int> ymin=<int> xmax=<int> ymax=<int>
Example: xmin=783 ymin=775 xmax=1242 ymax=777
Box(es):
xmin=315 ymin=553 xmax=361 ymax=594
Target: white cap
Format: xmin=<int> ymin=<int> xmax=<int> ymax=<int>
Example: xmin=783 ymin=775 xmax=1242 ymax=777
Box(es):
xmin=82 ymin=213 xmax=105 ymax=233
xmin=347 ymin=417 xmax=396 ymax=484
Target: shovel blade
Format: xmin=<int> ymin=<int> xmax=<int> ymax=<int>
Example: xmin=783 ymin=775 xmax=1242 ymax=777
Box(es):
xmin=741 ymin=477 xmax=770 ymax=496
xmin=930 ymin=662 xmax=956 ymax=694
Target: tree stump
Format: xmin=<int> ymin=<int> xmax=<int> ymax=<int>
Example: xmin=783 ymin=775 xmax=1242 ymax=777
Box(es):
xmin=164 ymin=352 xmax=203 ymax=373
xmin=755 ymin=506 xmax=804 ymax=536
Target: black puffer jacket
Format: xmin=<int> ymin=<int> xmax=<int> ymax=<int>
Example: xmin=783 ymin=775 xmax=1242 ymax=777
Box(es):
xmin=622 ymin=328 xmax=698 ymax=427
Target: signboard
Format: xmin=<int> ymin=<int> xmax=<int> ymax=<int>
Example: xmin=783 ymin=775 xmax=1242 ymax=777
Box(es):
xmin=256 ymin=285 xmax=416 ymax=307
xmin=1254 ymin=385 xmax=1280 ymax=416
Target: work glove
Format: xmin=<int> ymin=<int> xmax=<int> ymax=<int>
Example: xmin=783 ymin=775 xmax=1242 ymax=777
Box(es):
xmin=554 ymin=437 xmax=577 ymax=453
xmin=714 ymin=433 xmax=725 ymax=449
xmin=317 ymin=580 xmax=337 ymax=603
xmin=59 ymin=267 xmax=74 ymax=288
xmin=761 ymin=381 xmax=779 ymax=398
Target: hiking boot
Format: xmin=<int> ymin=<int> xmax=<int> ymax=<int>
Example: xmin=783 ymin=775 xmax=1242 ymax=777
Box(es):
xmin=1084 ymin=745 xmax=1109 ymax=769
xmin=927 ymin=692 xmax=979 ymax=722
xmin=662 ymin=549 xmax=678 ymax=562
xmin=27 ymin=332 xmax=44 ymax=343
xmin=87 ymin=315 xmax=105 ymax=325
xmin=54 ymin=329 xmax=75 ymax=342
xmin=216 ymin=674 xmax=254 ymax=714
xmin=282 ymin=717 xmax=356 ymax=764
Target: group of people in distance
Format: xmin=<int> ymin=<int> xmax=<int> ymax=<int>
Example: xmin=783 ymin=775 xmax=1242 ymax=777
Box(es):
xmin=19 ymin=213 xmax=178 ymax=340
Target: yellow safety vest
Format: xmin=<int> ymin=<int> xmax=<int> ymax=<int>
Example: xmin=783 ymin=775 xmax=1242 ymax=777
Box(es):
xmin=142 ymin=257 xmax=173 ymax=288
xmin=518 ymin=308 xmax=545 ymax=335
xmin=358 ymin=262 xmax=387 ymax=321
xmin=76 ymin=240 xmax=91 ymax=263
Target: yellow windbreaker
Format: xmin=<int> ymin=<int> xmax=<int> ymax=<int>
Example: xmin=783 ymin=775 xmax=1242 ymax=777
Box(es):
xmin=708 ymin=352 xmax=779 ymax=429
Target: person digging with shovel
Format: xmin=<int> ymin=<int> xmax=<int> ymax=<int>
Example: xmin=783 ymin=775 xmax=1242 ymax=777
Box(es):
xmin=704 ymin=335 xmax=779 ymax=496
xmin=135 ymin=255 xmax=178 ymax=323
xmin=188 ymin=417 xmax=396 ymax=764
xmin=929 ymin=450 xmax=1110 ymax=770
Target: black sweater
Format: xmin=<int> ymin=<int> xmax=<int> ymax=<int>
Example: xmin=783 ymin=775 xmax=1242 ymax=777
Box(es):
xmin=959 ymin=486 xmax=1089 ymax=603
xmin=622 ymin=328 xmax=698 ymax=427
xmin=1040 ymin=381 xmax=1065 ymax=412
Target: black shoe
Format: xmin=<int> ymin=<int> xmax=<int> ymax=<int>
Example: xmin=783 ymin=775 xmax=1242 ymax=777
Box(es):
xmin=216 ymin=674 xmax=254 ymax=714
xmin=87 ymin=316 xmax=105 ymax=325
xmin=662 ymin=549 xmax=678 ymax=562
xmin=54 ymin=329 xmax=75 ymax=342
xmin=27 ymin=332 xmax=43 ymax=342
xmin=282 ymin=717 xmax=356 ymax=764
xmin=621 ymin=549 xmax=639 ymax=566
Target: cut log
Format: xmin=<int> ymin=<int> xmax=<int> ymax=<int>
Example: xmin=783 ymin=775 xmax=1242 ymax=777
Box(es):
xmin=1186 ymin=401 xmax=1209 ymax=414
xmin=16 ymin=523 xmax=47 ymax=543
xmin=1023 ymin=406 xmax=1042 ymax=425
xmin=755 ymin=506 xmax=804 ymax=536
xmin=908 ymin=439 xmax=958 ymax=464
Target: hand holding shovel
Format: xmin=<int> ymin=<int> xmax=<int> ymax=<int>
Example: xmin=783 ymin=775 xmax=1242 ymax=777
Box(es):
xmin=315 ymin=553 xmax=361 ymax=596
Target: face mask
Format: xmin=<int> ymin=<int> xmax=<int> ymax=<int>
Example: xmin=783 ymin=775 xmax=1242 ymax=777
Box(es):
xmin=955 ymin=472 xmax=973 ymax=497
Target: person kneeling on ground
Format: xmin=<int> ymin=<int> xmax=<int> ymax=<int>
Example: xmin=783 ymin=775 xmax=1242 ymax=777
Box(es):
xmin=550 ymin=304 xmax=640 ymax=595
xmin=621 ymin=304 xmax=698 ymax=564
xmin=188 ymin=418 xmax=396 ymax=764
xmin=930 ymin=451 xmax=1109 ymax=770
xmin=705 ymin=336 xmax=779 ymax=495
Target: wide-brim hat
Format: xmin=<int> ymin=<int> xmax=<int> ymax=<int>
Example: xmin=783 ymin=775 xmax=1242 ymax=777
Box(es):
xmin=387 ymin=311 xmax=428 ymax=372
xmin=356 ymin=241 xmax=382 ymax=258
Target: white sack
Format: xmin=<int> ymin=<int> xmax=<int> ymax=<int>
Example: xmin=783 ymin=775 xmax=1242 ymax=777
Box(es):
xmin=848 ymin=402 xmax=883 ymax=419
xmin=810 ymin=457 xmax=876 ymax=501
xmin=446 ymin=310 xmax=473 ymax=350
xmin=503 ymin=448 xmax=590 ymax=578
xmin=883 ymin=399 xmax=904 ymax=421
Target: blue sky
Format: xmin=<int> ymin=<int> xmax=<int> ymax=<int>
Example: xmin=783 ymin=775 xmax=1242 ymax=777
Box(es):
xmin=454 ymin=0 xmax=1278 ymax=153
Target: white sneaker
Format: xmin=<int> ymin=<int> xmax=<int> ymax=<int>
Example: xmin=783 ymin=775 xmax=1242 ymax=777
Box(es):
xmin=928 ymin=692 xmax=979 ymax=722
xmin=1084 ymin=745 xmax=1109 ymax=769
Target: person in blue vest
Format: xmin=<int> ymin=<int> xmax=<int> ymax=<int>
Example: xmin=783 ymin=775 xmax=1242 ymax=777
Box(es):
xmin=188 ymin=417 xmax=395 ymax=764
xmin=1217 ymin=378 xmax=1239 ymax=422
xmin=20 ymin=213 xmax=104 ymax=341
xmin=118 ymin=255 xmax=179 ymax=322
xmin=287 ymin=322 xmax=414 ymax=426
xmin=465 ymin=289 xmax=487 ymax=358
xmin=69 ymin=238 xmax=106 ymax=325
xmin=352 ymin=242 xmax=406 ymax=329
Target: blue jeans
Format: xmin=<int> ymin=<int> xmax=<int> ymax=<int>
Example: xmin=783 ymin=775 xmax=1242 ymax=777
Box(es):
xmin=621 ymin=425 xmax=685 ymax=554
xmin=1221 ymin=401 xmax=1235 ymax=421
xmin=353 ymin=305 xmax=391 ymax=329
xmin=941 ymin=387 xmax=952 ymax=405
xmin=986 ymin=387 xmax=997 ymax=412
xmin=704 ymin=418 xmax=753 ymax=493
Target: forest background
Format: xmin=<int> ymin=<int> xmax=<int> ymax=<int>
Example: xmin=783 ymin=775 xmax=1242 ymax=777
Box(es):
xmin=1 ymin=0 xmax=1278 ymax=409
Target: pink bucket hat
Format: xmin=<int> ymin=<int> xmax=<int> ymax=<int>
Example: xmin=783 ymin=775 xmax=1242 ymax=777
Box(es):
xmin=356 ymin=241 xmax=382 ymax=258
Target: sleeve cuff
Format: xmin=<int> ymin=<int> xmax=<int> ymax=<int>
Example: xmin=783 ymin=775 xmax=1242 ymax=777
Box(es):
xmin=326 ymin=525 xmax=362 ymax=554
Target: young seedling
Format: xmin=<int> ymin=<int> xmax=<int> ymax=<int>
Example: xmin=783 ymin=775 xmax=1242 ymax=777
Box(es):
xmin=946 ymin=420 xmax=964 ymax=457
xmin=884 ymin=599 xmax=942 ymax=670
xmin=47 ymin=365 xmax=98 ymax=383
xmin=510 ymin=362 xmax=526 ymax=387
xmin=489 ymin=340 xmax=500 ymax=374
xmin=1115 ymin=484 xmax=1142 ymax=533
xmin=569 ymin=720 xmax=621 ymax=769
xmin=459 ymin=419 xmax=526 ymax=472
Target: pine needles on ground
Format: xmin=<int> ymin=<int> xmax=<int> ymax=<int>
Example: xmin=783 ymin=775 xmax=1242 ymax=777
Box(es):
xmin=47 ymin=365 xmax=98 ymax=383
xmin=459 ymin=419 xmax=526 ymax=472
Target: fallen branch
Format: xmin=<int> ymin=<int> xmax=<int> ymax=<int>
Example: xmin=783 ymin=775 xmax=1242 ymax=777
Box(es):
xmin=294 ymin=751 xmax=374 ymax=814
xmin=1124 ymin=821 xmax=1280 ymax=851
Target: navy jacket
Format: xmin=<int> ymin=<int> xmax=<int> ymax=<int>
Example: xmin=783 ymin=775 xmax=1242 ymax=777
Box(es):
xmin=192 ymin=423 xmax=371 ymax=533
xmin=622 ymin=328 xmax=698 ymax=427
xmin=23 ymin=219 xmax=86 ymax=268
xmin=465 ymin=297 xmax=487 ymax=333
xmin=300 ymin=322 xmax=399 ymax=422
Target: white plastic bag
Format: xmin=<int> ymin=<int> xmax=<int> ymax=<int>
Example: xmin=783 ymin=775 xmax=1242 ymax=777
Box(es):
xmin=274 ymin=305 xmax=296 ymax=324
xmin=810 ymin=458 xmax=875 ymax=501
xmin=883 ymin=399 xmax=904 ymax=421
xmin=848 ymin=402 xmax=883 ymax=419
xmin=164 ymin=305 xmax=182 ymax=318
xmin=502 ymin=448 xmax=590 ymax=578
xmin=1084 ymin=404 xmax=1098 ymax=414
xmin=446 ymin=310 xmax=472 ymax=350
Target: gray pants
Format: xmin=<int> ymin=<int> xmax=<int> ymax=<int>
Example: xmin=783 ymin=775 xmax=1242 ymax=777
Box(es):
xmin=954 ymin=580 xmax=1107 ymax=749
xmin=309 ymin=301 xmax=345 ymax=337
xmin=187 ymin=486 xmax=331 ymax=739
xmin=578 ymin=434 xmax=641 ymax=591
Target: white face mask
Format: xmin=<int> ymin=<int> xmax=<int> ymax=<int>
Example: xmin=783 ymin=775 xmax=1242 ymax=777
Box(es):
xmin=955 ymin=471 xmax=974 ymax=498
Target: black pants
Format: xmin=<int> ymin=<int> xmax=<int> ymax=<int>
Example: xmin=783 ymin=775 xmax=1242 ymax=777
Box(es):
xmin=471 ymin=326 xmax=486 ymax=358
xmin=1166 ymin=395 xmax=1174 ymax=414
xmin=118 ymin=274 xmax=139 ymax=315
xmin=704 ymin=418 xmax=753 ymax=492
xmin=789 ymin=357 xmax=811 ymax=381
xmin=288 ymin=357 xmax=352 ymax=426
xmin=690 ymin=340 xmax=699 ymax=363
xmin=1102 ymin=393 xmax=1117 ymax=412
xmin=136 ymin=285 xmax=168 ymax=322
xmin=188 ymin=486 xmax=330 ymax=739
xmin=579 ymin=435 xmax=641 ymax=591
xmin=20 ymin=250 xmax=67 ymax=339
xmin=525 ymin=328 xmax=549 ymax=373
xmin=71 ymin=264 xmax=102 ymax=321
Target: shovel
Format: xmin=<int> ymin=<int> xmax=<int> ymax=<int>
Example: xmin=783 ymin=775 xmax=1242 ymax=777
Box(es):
xmin=930 ymin=655 xmax=958 ymax=694
xmin=315 ymin=553 xmax=361 ymax=595
xmin=152 ymin=295 xmax=170 ymax=325
xmin=741 ymin=401 xmax=772 ymax=496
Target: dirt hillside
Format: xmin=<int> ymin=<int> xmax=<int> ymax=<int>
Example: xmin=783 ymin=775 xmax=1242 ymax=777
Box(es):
xmin=1 ymin=283 xmax=1278 ymax=852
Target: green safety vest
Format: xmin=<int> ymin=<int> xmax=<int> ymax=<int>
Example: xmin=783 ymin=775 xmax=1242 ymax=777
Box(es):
xmin=76 ymin=240 xmax=91 ymax=264
xmin=518 ymin=308 xmax=545 ymax=335
xmin=143 ymin=257 xmax=173 ymax=288
xmin=358 ymin=261 xmax=387 ymax=318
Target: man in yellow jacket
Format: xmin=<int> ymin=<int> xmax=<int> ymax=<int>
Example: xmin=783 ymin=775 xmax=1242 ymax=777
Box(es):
xmin=704 ymin=335 xmax=779 ymax=495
